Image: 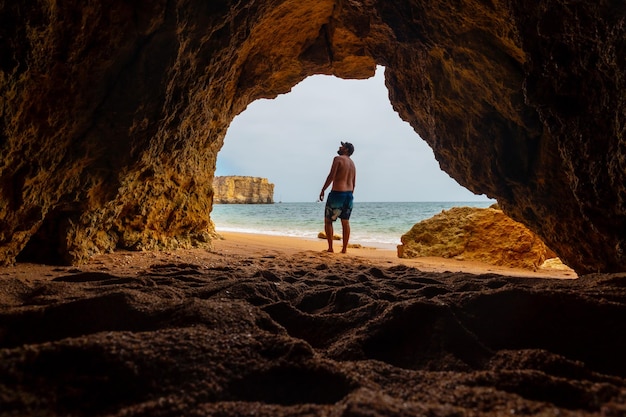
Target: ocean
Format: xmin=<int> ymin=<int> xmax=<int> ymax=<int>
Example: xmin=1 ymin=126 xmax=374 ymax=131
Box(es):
xmin=211 ymin=201 xmax=494 ymax=249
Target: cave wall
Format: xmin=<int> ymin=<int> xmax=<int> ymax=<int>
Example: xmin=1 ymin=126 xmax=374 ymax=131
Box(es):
xmin=0 ymin=0 xmax=624 ymax=274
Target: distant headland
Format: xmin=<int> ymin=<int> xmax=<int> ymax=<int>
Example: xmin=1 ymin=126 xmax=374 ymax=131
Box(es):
xmin=212 ymin=176 xmax=274 ymax=204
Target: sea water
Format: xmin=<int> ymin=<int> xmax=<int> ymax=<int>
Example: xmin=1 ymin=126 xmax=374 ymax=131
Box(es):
xmin=211 ymin=201 xmax=494 ymax=249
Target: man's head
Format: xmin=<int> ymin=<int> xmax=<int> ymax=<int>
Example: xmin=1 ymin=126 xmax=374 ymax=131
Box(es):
xmin=339 ymin=141 xmax=354 ymax=156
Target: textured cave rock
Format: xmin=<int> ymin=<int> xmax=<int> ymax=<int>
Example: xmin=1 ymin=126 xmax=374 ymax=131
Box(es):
xmin=0 ymin=0 xmax=624 ymax=274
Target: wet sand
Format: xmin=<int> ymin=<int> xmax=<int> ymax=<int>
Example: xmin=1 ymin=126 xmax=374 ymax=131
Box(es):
xmin=1 ymin=232 xmax=625 ymax=416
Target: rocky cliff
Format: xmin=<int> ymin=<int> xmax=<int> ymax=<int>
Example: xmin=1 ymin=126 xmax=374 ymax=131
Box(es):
xmin=213 ymin=176 xmax=274 ymax=204
xmin=1 ymin=1 xmax=625 ymax=273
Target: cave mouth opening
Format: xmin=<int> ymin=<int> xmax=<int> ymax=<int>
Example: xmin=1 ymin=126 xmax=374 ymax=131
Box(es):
xmin=215 ymin=66 xmax=488 ymax=204
xmin=211 ymin=66 xmax=492 ymax=246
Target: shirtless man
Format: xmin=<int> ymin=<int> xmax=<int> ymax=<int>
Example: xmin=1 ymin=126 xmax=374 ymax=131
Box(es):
xmin=319 ymin=141 xmax=356 ymax=253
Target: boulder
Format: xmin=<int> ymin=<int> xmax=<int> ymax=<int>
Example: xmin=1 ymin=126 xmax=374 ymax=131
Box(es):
xmin=398 ymin=206 xmax=557 ymax=271
xmin=318 ymin=232 xmax=341 ymax=241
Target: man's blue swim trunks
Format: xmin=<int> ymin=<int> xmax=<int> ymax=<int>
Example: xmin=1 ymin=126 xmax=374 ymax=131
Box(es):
xmin=325 ymin=191 xmax=353 ymax=221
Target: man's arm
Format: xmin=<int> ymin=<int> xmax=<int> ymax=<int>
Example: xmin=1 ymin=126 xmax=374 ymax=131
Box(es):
xmin=319 ymin=157 xmax=339 ymax=201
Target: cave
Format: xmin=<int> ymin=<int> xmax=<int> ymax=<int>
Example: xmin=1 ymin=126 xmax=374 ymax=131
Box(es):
xmin=1 ymin=0 xmax=625 ymax=274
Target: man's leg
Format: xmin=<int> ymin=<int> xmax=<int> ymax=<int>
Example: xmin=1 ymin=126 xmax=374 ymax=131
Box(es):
xmin=340 ymin=219 xmax=350 ymax=253
xmin=325 ymin=217 xmax=334 ymax=252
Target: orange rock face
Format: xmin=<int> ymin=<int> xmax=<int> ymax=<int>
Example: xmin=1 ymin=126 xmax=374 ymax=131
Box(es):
xmin=398 ymin=206 xmax=556 ymax=271
xmin=0 ymin=1 xmax=625 ymax=273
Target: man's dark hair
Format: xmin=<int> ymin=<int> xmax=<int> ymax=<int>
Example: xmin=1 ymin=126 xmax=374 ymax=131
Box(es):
xmin=341 ymin=141 xmax=354 ymax=156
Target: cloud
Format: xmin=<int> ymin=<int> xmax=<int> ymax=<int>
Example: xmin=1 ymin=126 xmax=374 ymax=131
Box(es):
xmin=216 ymin=66 xmax=491 ymax=202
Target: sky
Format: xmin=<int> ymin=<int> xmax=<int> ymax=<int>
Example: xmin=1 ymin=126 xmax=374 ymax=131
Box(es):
xmin=215 ymin=66 xmax=492 ymax=203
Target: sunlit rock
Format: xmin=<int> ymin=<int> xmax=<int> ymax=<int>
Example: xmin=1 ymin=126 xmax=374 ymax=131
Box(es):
xmin=213 ymin=176 xmax=274 ymax=204
xmin=318 ymin=232 xmax=341 ymax=241
xmin=397 ymin=206 xmax=557 ymax=271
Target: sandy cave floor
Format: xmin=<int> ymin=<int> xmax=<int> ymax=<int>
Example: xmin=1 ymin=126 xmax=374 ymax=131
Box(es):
xmin=1 ymin=232 xmax=625 ymax=416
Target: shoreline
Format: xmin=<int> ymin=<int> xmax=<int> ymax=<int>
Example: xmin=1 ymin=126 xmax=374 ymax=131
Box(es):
xmin=214 ymin=227 xmax=400 ymax=251
xmin=210 ymin=201 xmax=496 ymax=252
xmin=0 ymin=230 xmax=577 ymax=281
xmin=213 ymin=230 xmax=577 ymax=279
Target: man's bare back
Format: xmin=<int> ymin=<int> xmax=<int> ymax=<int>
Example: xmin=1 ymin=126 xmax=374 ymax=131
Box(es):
xmin=328 ymin=155 xmax=356 ymax=192
xmin=320 ymin=147 xmax=356 ymax=197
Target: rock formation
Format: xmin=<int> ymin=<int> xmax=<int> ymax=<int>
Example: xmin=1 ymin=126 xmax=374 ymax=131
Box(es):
xmin=398 ymin=206 xmax=557 ymax=270
xmin=1 ymin=1 xmax=625 ymax=273
xmin=212 ymin=176 xmax=274 ymax=204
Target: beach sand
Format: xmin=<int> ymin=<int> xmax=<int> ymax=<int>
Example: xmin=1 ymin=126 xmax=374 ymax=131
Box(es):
xmin=1 ymin=232 xmax=625 ymax=416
